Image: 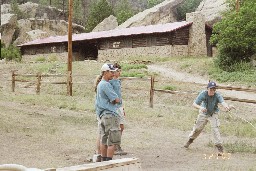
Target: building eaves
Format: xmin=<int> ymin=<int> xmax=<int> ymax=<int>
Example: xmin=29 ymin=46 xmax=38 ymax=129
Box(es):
xmin=18 ymin=21 xmax=193 ymax=47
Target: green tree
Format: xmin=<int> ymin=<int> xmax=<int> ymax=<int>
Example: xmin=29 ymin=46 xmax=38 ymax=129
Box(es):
xmin=176 ymin=0 xmax=203 ymax=21
xmin=10 ymin=0 xmax=26 ymax=19
xmin=1 ymin=43 xmax=22 ymax=61
xmin=85 ymin=0 xmax=114 ymax=32
xmin=210 ymin=0 xmax=256 ymax=71
xmin=114 ymin=0 xmax=135 ymax=25
xmin=73 ymin=0 xmax=83 ymax=25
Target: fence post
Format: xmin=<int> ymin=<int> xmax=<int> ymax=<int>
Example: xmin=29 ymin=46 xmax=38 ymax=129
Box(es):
xmin=149 ymin=75 xmax=155 ymax=108
xmin=36 ymin=72 xmax=42 ymax=95
xmin=11 ymin=71 xmax=16 ymax=92
xmin=67 ymin=71 xmax=72 ymax=96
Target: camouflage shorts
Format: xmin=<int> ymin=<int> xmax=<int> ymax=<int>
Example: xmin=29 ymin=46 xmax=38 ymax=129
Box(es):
xmin=99 ymin=113 xmax=121 ymax=146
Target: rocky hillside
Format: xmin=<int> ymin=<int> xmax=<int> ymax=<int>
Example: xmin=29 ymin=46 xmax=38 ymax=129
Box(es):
xmin=1 ymin=0 xmax=228 ymax=47
xmin=0 ymin=2 xmax=85 ymax=47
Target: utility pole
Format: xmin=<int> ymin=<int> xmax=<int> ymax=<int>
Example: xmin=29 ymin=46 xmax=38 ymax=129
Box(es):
xmin=67 ymin=0 xmax=73 ymax=96
xmin=236 ymin=0 xmax=240 ymax=12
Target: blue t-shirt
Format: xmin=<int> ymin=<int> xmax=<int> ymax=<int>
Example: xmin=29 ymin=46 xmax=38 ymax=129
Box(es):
xmin=194 ymin=90 xmax=224 ymax=115
xmin=95 ymin=80 xmax=119 ymax=117
xmin=109 ymin=79 xmax=122 ymax=108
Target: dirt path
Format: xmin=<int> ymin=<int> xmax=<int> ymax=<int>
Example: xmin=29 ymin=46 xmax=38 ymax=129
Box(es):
xmin=147 ymin=64 xmax=256 ymax=101
xmin=1 ymin=63 xmax=256 ymax=171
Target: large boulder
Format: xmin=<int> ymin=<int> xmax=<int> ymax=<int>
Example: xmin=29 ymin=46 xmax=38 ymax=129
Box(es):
xmin=1 ymin=2 xmax=65 ymax=20
xmin=0 ymin=2 xmax=85 ymax=46
xmin=1 ymin=4 xmax=11 ymax=14
xmin=116 ymin=0 xmax=184 ymax=29
xmin=13 ymin=18 xmax=85 ymax=45
xmin=196 ymin=0 xmax=228 ymax=26
xmin=92 ymin=15 xmax=118 ymax=32
xmin=18 ymin=2 xmax=39 ymax=18
xmin=0 ymin=13 xmax=17 ymax=47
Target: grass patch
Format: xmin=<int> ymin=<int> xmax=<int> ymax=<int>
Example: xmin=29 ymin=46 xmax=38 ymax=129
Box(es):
xmin=208 ymin=66 xmax=256 ymax=87
xmin=35 ymin=56 xmax=46 ymax=62
xmin=162 ymin=85 xmax=177 ymax=91
xmin=224 ymin=141 xmax=256 ymax=153
xmin=121 ymin=63 xmax=147 ymax=70
xmin=120 ymin=63 xmax=148 ymax=78
xmin=207 ymin=141 xmax=256 ymax=154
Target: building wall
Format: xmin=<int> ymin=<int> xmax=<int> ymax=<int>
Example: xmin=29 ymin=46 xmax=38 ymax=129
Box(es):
xmin=98 ymin=45 xmax=188 ymax=61
xmin=22 ymin=52 xmax=81 ymax=62
xmin=186 ymin=12 xmax=207 ymax=56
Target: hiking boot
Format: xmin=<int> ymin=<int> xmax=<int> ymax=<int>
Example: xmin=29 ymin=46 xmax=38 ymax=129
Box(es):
xmin=215 ymin=144 xmax=224 ymax=156
xmin=114 ymin=145 xmax=127 ymax=155
xmin=184 ymin=138 xmax=194 ymax=148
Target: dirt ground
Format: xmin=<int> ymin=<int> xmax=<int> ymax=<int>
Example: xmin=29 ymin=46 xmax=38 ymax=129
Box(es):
xmin=0 ymin=63 xmax=256 ymax=171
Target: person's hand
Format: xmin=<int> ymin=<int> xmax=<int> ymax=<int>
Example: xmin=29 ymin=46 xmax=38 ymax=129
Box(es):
xmin=224 ymin=106 xmax=231 ymax=112
xmin=200 ymin=107 xmax=207 ymax=112
xmin=229 ymin=105 xmax=235 ymax=109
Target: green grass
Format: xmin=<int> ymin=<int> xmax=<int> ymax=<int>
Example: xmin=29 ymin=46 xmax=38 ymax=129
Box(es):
xmin=162 ymin=85 xmax=177 ymax=91
xmin=207 ymin=141 xmax=256 ymax=154
xmin=208 ymin=67 xmax=256 ymax=87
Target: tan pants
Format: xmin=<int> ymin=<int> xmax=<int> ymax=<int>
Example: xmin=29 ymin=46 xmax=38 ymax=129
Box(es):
xmin=189 ymin=112 xmax=222 ymax=145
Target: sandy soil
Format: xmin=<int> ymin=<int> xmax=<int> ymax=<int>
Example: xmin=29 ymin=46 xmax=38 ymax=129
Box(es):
xmin=0 ymin=63 xmax=256 ymax=171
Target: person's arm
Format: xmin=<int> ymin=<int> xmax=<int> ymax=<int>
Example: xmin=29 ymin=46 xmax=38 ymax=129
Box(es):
xmin=221 ymin=102 xmax=235 ymax=111
xmin=193 ymin=91 xmax=207 ymax=112
xmin=217 ymin=93 xmax=234 ymax=111
xmin=193 ymin=102 xmax=207 ymax=113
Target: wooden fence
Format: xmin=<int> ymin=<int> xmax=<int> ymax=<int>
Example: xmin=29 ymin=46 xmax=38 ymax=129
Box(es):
xmin=12 ymin=71 xmax=77 ymax=95
xmin=10 ymin=71 xmax=256 ymax=107
xmin=149 ymin=76 xmax=256 ymax=107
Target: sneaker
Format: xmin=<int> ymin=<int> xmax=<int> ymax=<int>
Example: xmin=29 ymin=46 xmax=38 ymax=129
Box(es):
xmin=184 ymin=138 xmax=194 ymax=148
xmin=92 ymin=154 xmax=102 ymax=162
xmin=215 ymin=144 xmax=224 ymax=156
xmin=114 ymin=145 xmax=127 ymax=155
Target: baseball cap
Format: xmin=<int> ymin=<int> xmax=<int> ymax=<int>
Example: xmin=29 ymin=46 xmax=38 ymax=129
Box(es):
xmin=207 ymin=81 xmax=217 ymax=89
xmin=101 ymin=63 xmax=117 ymax=72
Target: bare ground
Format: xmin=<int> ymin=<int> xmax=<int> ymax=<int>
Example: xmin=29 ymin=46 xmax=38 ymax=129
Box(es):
xmin=0 ymin=63 xmax=256 ymax=171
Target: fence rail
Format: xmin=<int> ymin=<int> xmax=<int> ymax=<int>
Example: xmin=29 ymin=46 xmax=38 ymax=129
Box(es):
xmin=149 ymin=76 xmax=256 ymax=107
xmin=10 ymin=72 xmax=256 ymax=106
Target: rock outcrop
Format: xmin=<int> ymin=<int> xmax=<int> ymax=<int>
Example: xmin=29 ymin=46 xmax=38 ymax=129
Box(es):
xmin=196 ymin=0 xmax=228 ymax=26
xmin=0 ymin=2 xmax=85 ymax=47
xmin=92 ymin=15 xmax=118 ymax=32
xmin=0 ymin=14 xmax=17 ymax=47
xmin=116 ymin=0 xmax=184 ymax=29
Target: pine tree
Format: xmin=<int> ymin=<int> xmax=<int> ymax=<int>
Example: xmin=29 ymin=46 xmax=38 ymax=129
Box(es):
xmin=114 ymin=0 xmax=135 ymax=25
xmin=85 ymin=0 xmax=114 ymax=32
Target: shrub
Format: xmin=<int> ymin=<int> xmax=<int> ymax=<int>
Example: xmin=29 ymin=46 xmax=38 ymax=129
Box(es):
xmin=36 ymin=56 xmax=46 ymax=62
xmin=1 ymin=43 xmax=22 ymax=62
xmin=210 ymin=0 xmax=256 ymax=71
xmin=163 ymin=85 xmax=177 ymax=91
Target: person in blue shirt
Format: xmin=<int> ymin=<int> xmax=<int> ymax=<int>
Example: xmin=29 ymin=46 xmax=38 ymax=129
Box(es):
xmin=110 ymin=63 xmax=127 ymax=155
xmin=95 ymin=63 xmax=121 ymax=161
xmin=184 ymin=81 xmax=233 ymax=156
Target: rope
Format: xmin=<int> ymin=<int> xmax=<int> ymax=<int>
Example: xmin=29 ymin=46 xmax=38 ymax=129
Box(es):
xmin=227 ymin=108 xmax=256 ymax=130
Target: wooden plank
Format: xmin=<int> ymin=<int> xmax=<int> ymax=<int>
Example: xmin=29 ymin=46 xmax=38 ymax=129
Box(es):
xmin=154 ymin=89 xmax=256 ymax=104
xmin=14 ymin=79 xmax=30 ymax=82
xmin=224 ymin=97 xmax=256 ymax=104
xmin=217 ymin=85 xmax=256 ymax=93
xmin=120 ymin=77 xmax=150 ymax=81
xmin=154 ymin=89 xmax=198 ymax=95
xmin=40 ymin=81 xmax=66 ymax=84
xmin=54 ymin=158 xmax=142 ymax=171
xmin=154 ymin=79 xmax=256 ymax=93
xmin=15 ymin=74 xmax=38 ymax=77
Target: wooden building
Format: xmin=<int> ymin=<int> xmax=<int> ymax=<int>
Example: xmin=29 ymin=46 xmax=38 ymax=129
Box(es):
xmin=19 ymin=12 xmax=213 ymax=61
